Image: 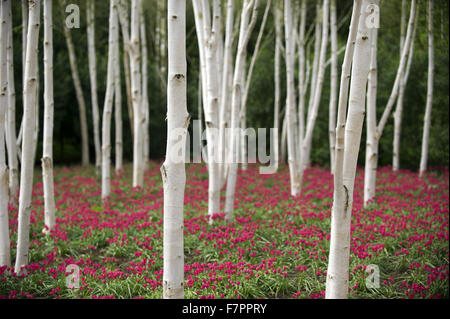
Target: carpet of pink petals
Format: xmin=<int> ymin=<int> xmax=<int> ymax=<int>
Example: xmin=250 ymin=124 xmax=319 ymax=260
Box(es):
xmin=0 ymin=162 xmax=448 ymax=299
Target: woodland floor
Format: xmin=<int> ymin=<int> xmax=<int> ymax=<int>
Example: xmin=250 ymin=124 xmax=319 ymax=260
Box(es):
xmin=0 ymin=162 xmax=448 ymax=299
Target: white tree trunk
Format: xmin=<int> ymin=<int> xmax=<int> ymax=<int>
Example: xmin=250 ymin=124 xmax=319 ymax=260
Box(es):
xmin=273 ymin=1 xmax=281 ymax=171
xmin=197 ymin=73 xmax=203 ymax=163
xmin=364 ymin=0 xmax=416 ymax=205
xmin=162 ymin=0 xmax=188 ymax=299
xmin=61 ymin=0 xmax=89 ymax=166
xmin=329 ymin=0 xmax=338 ymax=174
xmin=118 ymin=0 xmax=134 ymax=141
xmin=87 ymin=0 xmax=101 ymax=174
xmin=325 ymin=0 xmax=364 ymax=299
xmin=284 ymin=0 xmax=301 ymax=196
xmin=393 ymin=2 xmax=418 ymax=171
xmin=16 ymin=0 xmax=28 ymax=163
xmin=297 ymin=0 xmax=307 ymax=168
xmin=224 ymin=0 xmax=260 ymax=222
xmin=303 ymin=4 xmax=322 ymax=170
xmin=4 ymin=0 xmax=18 ymax=199
xmin=307 ymin=3 xmax=321 ymax=126
xmin=140 ymin=5 xmax=149 ymax=170
xmin=192 ymin=0 xmax=222 ymax=219
xmin=192 ymin=0 xmax=208 ymax=175
xmin=130 ymin=0 xmax=143 ymax=187
xmin=218 ymin=0 xmax=234 ymax=185
xmin=31 ymin=73 xmax=39 ymax=166
xmin=42 ymin=0 xmax=56 ymax=234
xmin=419 ymin=0 xmax=434 ymax=178
xmin=0 ymin=0 xmax=12 ymax=268
xmin=158 ymin=0 xmax=167 ymax=82
xmin=376 ymin=0 xmax=416 ymax=137
xmin=280 ymin=108 xmax=287 ymax=163
xmin=15 ymin=0 xmax=40 ymax=274
xmin=363 ymin=13 xmax=378 ymax=207
xmin=114 ymin=46 xmax=123 ymax=172
xmin=240 ymin=0 xmax=271 ymax=169
xmin=102 ymin=0 xmax=119 ymax=200
xmin=300 ymin=0 xmax=329 ymax=187
xmin=204 ymin=0 xmax=221 ymax=218
xmin=21 ymin=0 xmax=27 ymax=79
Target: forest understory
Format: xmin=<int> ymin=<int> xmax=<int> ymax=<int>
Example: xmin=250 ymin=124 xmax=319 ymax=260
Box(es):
xmin=0 ymin=162 xmax=447 ymax=299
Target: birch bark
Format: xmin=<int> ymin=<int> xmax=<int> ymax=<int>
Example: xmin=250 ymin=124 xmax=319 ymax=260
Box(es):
xmin=16 ymin=0 xmax=28 ymax=163
xmin=192 ymin=0 xmax=221 ymax=219
xmin=273 ymin=1 xmax=281 ymax=171
xmin=224 ymin=0 xmax=260 ymax=222
xmin=0 ymin=0 xmax=11 ymax=268
xmin=4 ymin=0 xmax=18 ymax=198
xmin=393 ymin=1 xmax=418 ymax=171
xmin=240 ymin=0 xmax=271 ymax=163
xmin=102 ymin=0 xmax=119 ymax=200
xmin=162 ymin=0 xmax=188 ymax=299
xmin=326 ymin=0 xmax=369 ymax=299
xmin=297 ymin=0 xmax=307 ymax=166
xmin=285 ymin=0 xmax=300 ymax=196
xmin=87 ymin=0 xmax=101 ymax=174
xmin=15 ymin=0 xmax=40 ymax=274
xmin=303 ymin=0 xmax=329 ymax=173
xmin=140 ymin=5 xmax=149 ymax=170
xmin=118 ymin=0 xmax=134 ymax=141
xmin=329 ymin=0 xmax=338 ymax=174
xmin=114 ymin=45 xmax=123 ymax=172
xmin=130 ymin=0 xmax=144 ymax=187
xmin=419 ymin=0 xmax=434 ymax=178
xmin=61 ymin=0 xmax=89 ymax=166
xmin=364 ymin=0 xmax=416 ymax=205
xmin=42 ymin=0 xmax=56 ymax=233
xmin=218 ymin=0 xmax=234 ymax=184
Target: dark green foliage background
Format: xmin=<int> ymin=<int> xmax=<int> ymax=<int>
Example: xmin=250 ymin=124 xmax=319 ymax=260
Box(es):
xmin=9 ymin=0 xmax=449 ymax=170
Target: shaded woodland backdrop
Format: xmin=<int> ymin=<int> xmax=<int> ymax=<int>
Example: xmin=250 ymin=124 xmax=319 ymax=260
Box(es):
xmin=9 ymin=0 xmax=449 ymax=168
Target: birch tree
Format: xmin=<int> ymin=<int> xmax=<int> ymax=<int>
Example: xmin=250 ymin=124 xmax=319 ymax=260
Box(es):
xmin=0 ymin=0 xmax=11 ymax=268
xmin=22 ymin=0 xmax=27 ymax=79
xmin=224 ymin=0 xmax=260 ymax=222
xmin=218 ymin=0 xmax=235 ymax=184
xmin=130 ymin=0 xmax=144 ymax=187
xmin=162 ymin=0 xmax=189 ymax=299
xmin=16 ymin=0 xmax=28 ymax=162
xmin=87 ymin=0 xmax=101 ymax=174
xmin=140 ymin=4 xmax=149 ymax=170
xmin=393 ymin=0 xmax=418 ymax=171
xmin=304 ymin=3 xmax=321 ymax=168
xmin=61 ymin=0 xmax=89 ymax=166
xmin=15 ymin=0 xmax=40 ymax=274
xmin=5 ymin=0 xmax=18 ymax=198
xmin=114 ymin=47 xmax=123 ymax=172
xmin=102 ymin=0 xmax=119 ymax=200
xmin=42 ymin=0 xmax=56 ymax=233
xmin=273 ymin=1 xmax=281 ymax=171
xmin=301 ymin=0 xmax=329 ymax=177
xmin=364 ymin=0 xmax=416 ymax=206
xmin=297 ymin=0 xmax=307 ymax=168
xmin=240 ymin=0 xmax=271 ymax=169
xmin=419 ymin=0 xmax=434 ymax=178
xmin=118 ymin=0 xmax=134 ymax=141
xmin=329 ymin=0 xmax=338 ymax=174
xmin=284 ymin=0 xmax=301 ymax=196
xmin=364 ymin=6 xmax=378 ymax=207
xmin=326 ymin=0 xmax=370 ymax=299
xmin=156 ymin=0 xmax=167 ymax=87
xmin=192 ymin=0 xmax=222 ymax=218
